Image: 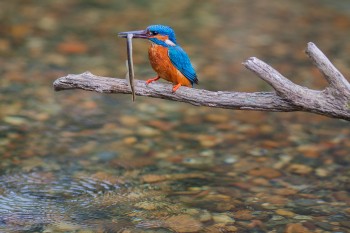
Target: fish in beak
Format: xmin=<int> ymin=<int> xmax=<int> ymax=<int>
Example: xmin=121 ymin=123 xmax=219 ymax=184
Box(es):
xmin=118 ymin=30 xmax=149 ymax=39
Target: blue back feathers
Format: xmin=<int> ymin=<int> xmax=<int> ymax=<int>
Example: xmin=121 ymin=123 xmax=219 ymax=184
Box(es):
xmin=168 ymin=46 xmax=198 ymax=85
xmin=147 ymin=24 xmax=198 ymax=85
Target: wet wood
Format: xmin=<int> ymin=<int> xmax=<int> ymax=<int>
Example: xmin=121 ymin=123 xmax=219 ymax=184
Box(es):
xmin=53 ymin=42 xmax=350 ymax=121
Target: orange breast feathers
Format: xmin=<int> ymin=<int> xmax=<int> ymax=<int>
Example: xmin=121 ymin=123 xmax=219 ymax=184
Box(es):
xmin=148 ymin=44 xmax=192 ymax=87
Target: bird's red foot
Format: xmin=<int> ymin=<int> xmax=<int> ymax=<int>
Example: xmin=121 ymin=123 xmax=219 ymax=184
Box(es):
xmin=172 ymin=83 xmax=182 ymax=93
xmin=146 ymin=76 xmax=160 ymax=85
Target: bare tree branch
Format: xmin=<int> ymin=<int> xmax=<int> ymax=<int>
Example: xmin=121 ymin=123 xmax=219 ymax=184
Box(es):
xmin=53 ymin=43 xmax=350 ymax=121
xmin=305 ymin=42 xmax=350 ymax=94
xmin=53 ymin=72 xmax=296 ymax=111
xmin=242 ymin=57 xmax=312 ymax=100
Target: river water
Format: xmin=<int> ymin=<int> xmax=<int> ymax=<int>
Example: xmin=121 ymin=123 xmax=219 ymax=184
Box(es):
xmin=0 ymin=0 xmax=349 ymax=232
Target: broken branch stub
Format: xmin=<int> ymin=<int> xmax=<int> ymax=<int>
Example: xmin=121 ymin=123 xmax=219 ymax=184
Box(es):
xmin=53 ymin=42 xmax=350 ymax=121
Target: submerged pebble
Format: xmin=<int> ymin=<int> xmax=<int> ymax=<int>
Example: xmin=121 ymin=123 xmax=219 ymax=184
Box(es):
xmin=212 ymin=213 xmax=235 ymax=224
xmin=275 ymin=209 xmax=295 ymax=218
xmin=164 ymin=215 xmax=203 ymax=233
xmin=285 ymin=223 xmax=312 ymax=233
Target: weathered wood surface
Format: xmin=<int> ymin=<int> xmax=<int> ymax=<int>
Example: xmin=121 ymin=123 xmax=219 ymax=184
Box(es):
xmin=53 ymin=42 xmax=350 ymax=121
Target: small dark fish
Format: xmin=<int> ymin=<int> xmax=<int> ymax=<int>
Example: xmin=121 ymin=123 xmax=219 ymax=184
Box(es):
xmin=125 ymin=33 xmax=135 ymax=101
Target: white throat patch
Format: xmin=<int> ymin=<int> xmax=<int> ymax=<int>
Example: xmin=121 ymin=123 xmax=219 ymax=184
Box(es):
xmin=165 ymin=39 xmax=176 ymax=47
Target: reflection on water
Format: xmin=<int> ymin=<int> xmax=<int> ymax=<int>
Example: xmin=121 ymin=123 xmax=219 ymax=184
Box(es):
xmin=0 ymin=0 xmax=350 ymax=232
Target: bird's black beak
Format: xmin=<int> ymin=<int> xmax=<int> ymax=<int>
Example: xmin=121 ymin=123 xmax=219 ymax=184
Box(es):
xmin=118 ymin=30 xmax=148 ymax=39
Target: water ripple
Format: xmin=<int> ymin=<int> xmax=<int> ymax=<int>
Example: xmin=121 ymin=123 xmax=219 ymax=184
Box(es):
xmin=0 ymin=171 xmax=127 ymax=231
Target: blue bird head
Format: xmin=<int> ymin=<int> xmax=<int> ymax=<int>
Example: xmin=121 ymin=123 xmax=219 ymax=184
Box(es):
xmin=118 ymin=24 xmax=177 ymax=46
xmin=146 ymin=25 xmax=177 ymax=44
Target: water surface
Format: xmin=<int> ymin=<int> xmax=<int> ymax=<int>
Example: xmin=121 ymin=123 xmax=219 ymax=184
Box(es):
xmin=0 ymin=0 xmax=349 ymax=232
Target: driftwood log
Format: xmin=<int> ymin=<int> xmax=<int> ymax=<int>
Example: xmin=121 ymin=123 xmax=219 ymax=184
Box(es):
xmin=53 ymin=42 xmax=350 ymax=121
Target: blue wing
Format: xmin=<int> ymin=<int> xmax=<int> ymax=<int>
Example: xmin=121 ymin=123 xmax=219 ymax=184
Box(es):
xmin=168 ymin=46 xmax=198 ymax=85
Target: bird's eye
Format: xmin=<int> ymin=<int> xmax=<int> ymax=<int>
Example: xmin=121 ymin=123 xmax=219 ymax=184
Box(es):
xmin=151 ymin=31 xmax=158 ymax=36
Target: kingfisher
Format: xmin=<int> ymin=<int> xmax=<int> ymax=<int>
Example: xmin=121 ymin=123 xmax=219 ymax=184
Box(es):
xmin=118 ymin=25 xmax=198 ymax=92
